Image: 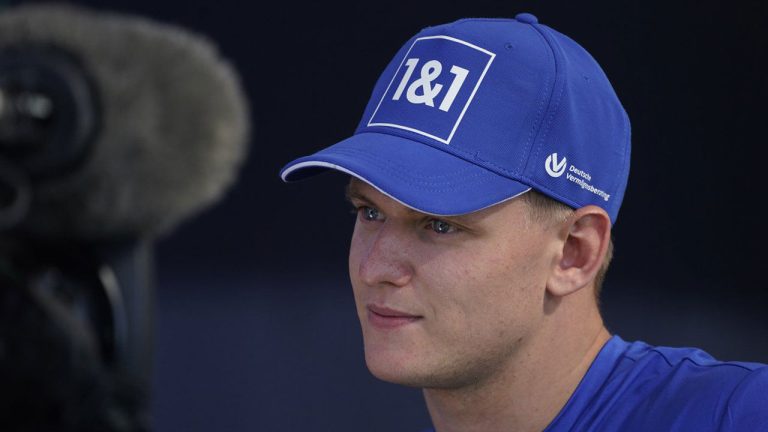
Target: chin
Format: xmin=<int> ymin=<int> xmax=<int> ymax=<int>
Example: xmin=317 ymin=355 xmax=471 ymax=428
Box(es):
xmin=364 ymin=343 xmax=497 ymax=390
xmin=363 ymin=345 xmax=428 ymax=387
xmin=362 ymin=346 xmax=455 ymax=388
xmin=366 ymin=360 xmax=425 ymax=388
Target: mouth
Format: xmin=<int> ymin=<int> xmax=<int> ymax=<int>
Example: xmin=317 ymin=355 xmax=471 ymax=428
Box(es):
xmin=366 ymin=304 xmax=423 ymax=329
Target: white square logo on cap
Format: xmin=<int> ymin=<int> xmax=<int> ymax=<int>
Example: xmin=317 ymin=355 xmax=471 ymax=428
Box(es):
xmin=367 ymin=36 xmax=495 ymax=144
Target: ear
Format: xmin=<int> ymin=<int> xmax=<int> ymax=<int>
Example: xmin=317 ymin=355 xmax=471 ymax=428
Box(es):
xmin=546 ymin=205 xmax=612 ymax=298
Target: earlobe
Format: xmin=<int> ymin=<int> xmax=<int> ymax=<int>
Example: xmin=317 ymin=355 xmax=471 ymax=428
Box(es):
xmin=546 ymin=206 xmax=611 ymax=298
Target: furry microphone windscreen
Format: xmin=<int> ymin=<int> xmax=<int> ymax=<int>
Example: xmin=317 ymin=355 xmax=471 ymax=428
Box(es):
xmin=0 ymin=4 xmax=250 ymax=240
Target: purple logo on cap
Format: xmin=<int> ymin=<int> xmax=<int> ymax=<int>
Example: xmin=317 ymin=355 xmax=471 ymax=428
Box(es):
xmin=367 ymin=36 xmax=495 ymax=144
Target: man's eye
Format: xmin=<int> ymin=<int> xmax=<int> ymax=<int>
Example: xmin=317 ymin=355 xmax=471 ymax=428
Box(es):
xmin=360 ymin=206 xmax=382 ymax=221
xmin=429 ymin=219 xmax=456 ymax=234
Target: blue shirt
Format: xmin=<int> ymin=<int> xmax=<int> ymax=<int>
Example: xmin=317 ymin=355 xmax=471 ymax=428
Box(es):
xmin=425 ymin=336 xmax=768 ymax=431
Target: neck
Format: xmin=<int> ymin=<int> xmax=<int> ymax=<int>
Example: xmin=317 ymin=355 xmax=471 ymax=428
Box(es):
xmin=423 ymin=297 xmax=610 ymax=432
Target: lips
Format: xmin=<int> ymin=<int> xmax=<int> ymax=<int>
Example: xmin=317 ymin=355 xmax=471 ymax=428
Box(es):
xmin=367 ymin=304 xmax=422 ymax=329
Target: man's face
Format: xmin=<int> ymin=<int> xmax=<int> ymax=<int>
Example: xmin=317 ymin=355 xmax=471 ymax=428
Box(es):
xmin=347 ymin=179 xmax=560 ymax=389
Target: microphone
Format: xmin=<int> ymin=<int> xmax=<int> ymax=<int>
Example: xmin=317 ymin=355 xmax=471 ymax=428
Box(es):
xmin=0 ymin=4 xmax=251 ymax=431
xmin=0 ymin=3 xmax=250 ymax=239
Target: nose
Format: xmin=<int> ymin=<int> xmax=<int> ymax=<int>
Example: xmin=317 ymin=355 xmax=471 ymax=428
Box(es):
xmin=356 ymin=222 xmax=414 ymax=288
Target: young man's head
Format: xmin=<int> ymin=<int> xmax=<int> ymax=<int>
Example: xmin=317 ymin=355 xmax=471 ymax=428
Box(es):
xmin=345 ymin=178 xmax=612 ymax=388
xmin=281 ymin=14 xmax=629 ymax=389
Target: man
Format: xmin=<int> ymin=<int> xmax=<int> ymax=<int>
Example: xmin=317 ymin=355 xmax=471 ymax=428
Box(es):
xmin=280 ymin=13 xmax=767 ymax=431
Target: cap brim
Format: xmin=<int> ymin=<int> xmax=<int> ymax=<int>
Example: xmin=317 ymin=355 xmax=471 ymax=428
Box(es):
xmin=280 ymin=132 xmax=531 ymax=216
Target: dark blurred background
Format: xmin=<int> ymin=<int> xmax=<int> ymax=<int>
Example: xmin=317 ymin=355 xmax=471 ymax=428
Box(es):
xmin=9 ymin=0 xmax=767 ymax=430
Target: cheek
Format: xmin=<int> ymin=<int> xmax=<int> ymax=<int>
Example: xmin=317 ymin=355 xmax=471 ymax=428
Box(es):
xmin=480 ymin=243 xmax=546 ymax=316
xmin=427 ymin=242 xmax=545 ymax=338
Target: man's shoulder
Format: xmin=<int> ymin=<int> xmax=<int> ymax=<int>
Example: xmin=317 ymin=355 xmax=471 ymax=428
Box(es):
xmin=615 ymin=338 xmax=766 ymax=391
xmin=613 ymin=340 xmax=768 ymax=430
xmin=719 ymin=365 xmax=768 ymax=430
xmin=547 ymin=336 xmax=768 ymax=431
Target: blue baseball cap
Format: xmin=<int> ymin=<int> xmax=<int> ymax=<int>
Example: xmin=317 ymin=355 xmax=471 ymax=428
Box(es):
xmin=281 ymin=13 xmax=631 ymax=223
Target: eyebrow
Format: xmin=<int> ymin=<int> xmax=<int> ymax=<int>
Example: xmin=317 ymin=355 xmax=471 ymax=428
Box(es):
xmin=344 ymin=182 xmax=366 ymax=204
xmin=345 ymin=182 xmax=394 ymax=211
xmin=344 ymin=181 xmax=478 ymax=225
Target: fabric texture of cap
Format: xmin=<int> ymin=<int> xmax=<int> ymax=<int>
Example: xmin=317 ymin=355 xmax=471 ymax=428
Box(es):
xmin=281 ymin=14 xmax=631 ymax=223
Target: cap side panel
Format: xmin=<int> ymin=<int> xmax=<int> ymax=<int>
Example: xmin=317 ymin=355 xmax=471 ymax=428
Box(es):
xmin=608 ymin=111 xmax=632 ymax=222
xmin=521 ymin=25 xmax=631 ymax=223
xmin=520 ymin=23 xmax=568 ymax=188
xmin=513 ymin=25 xmax=558 ymax=176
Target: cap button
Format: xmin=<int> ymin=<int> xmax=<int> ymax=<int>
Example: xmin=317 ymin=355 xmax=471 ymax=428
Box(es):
xmin=515 ymin=13 xmax=539 ymax=24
